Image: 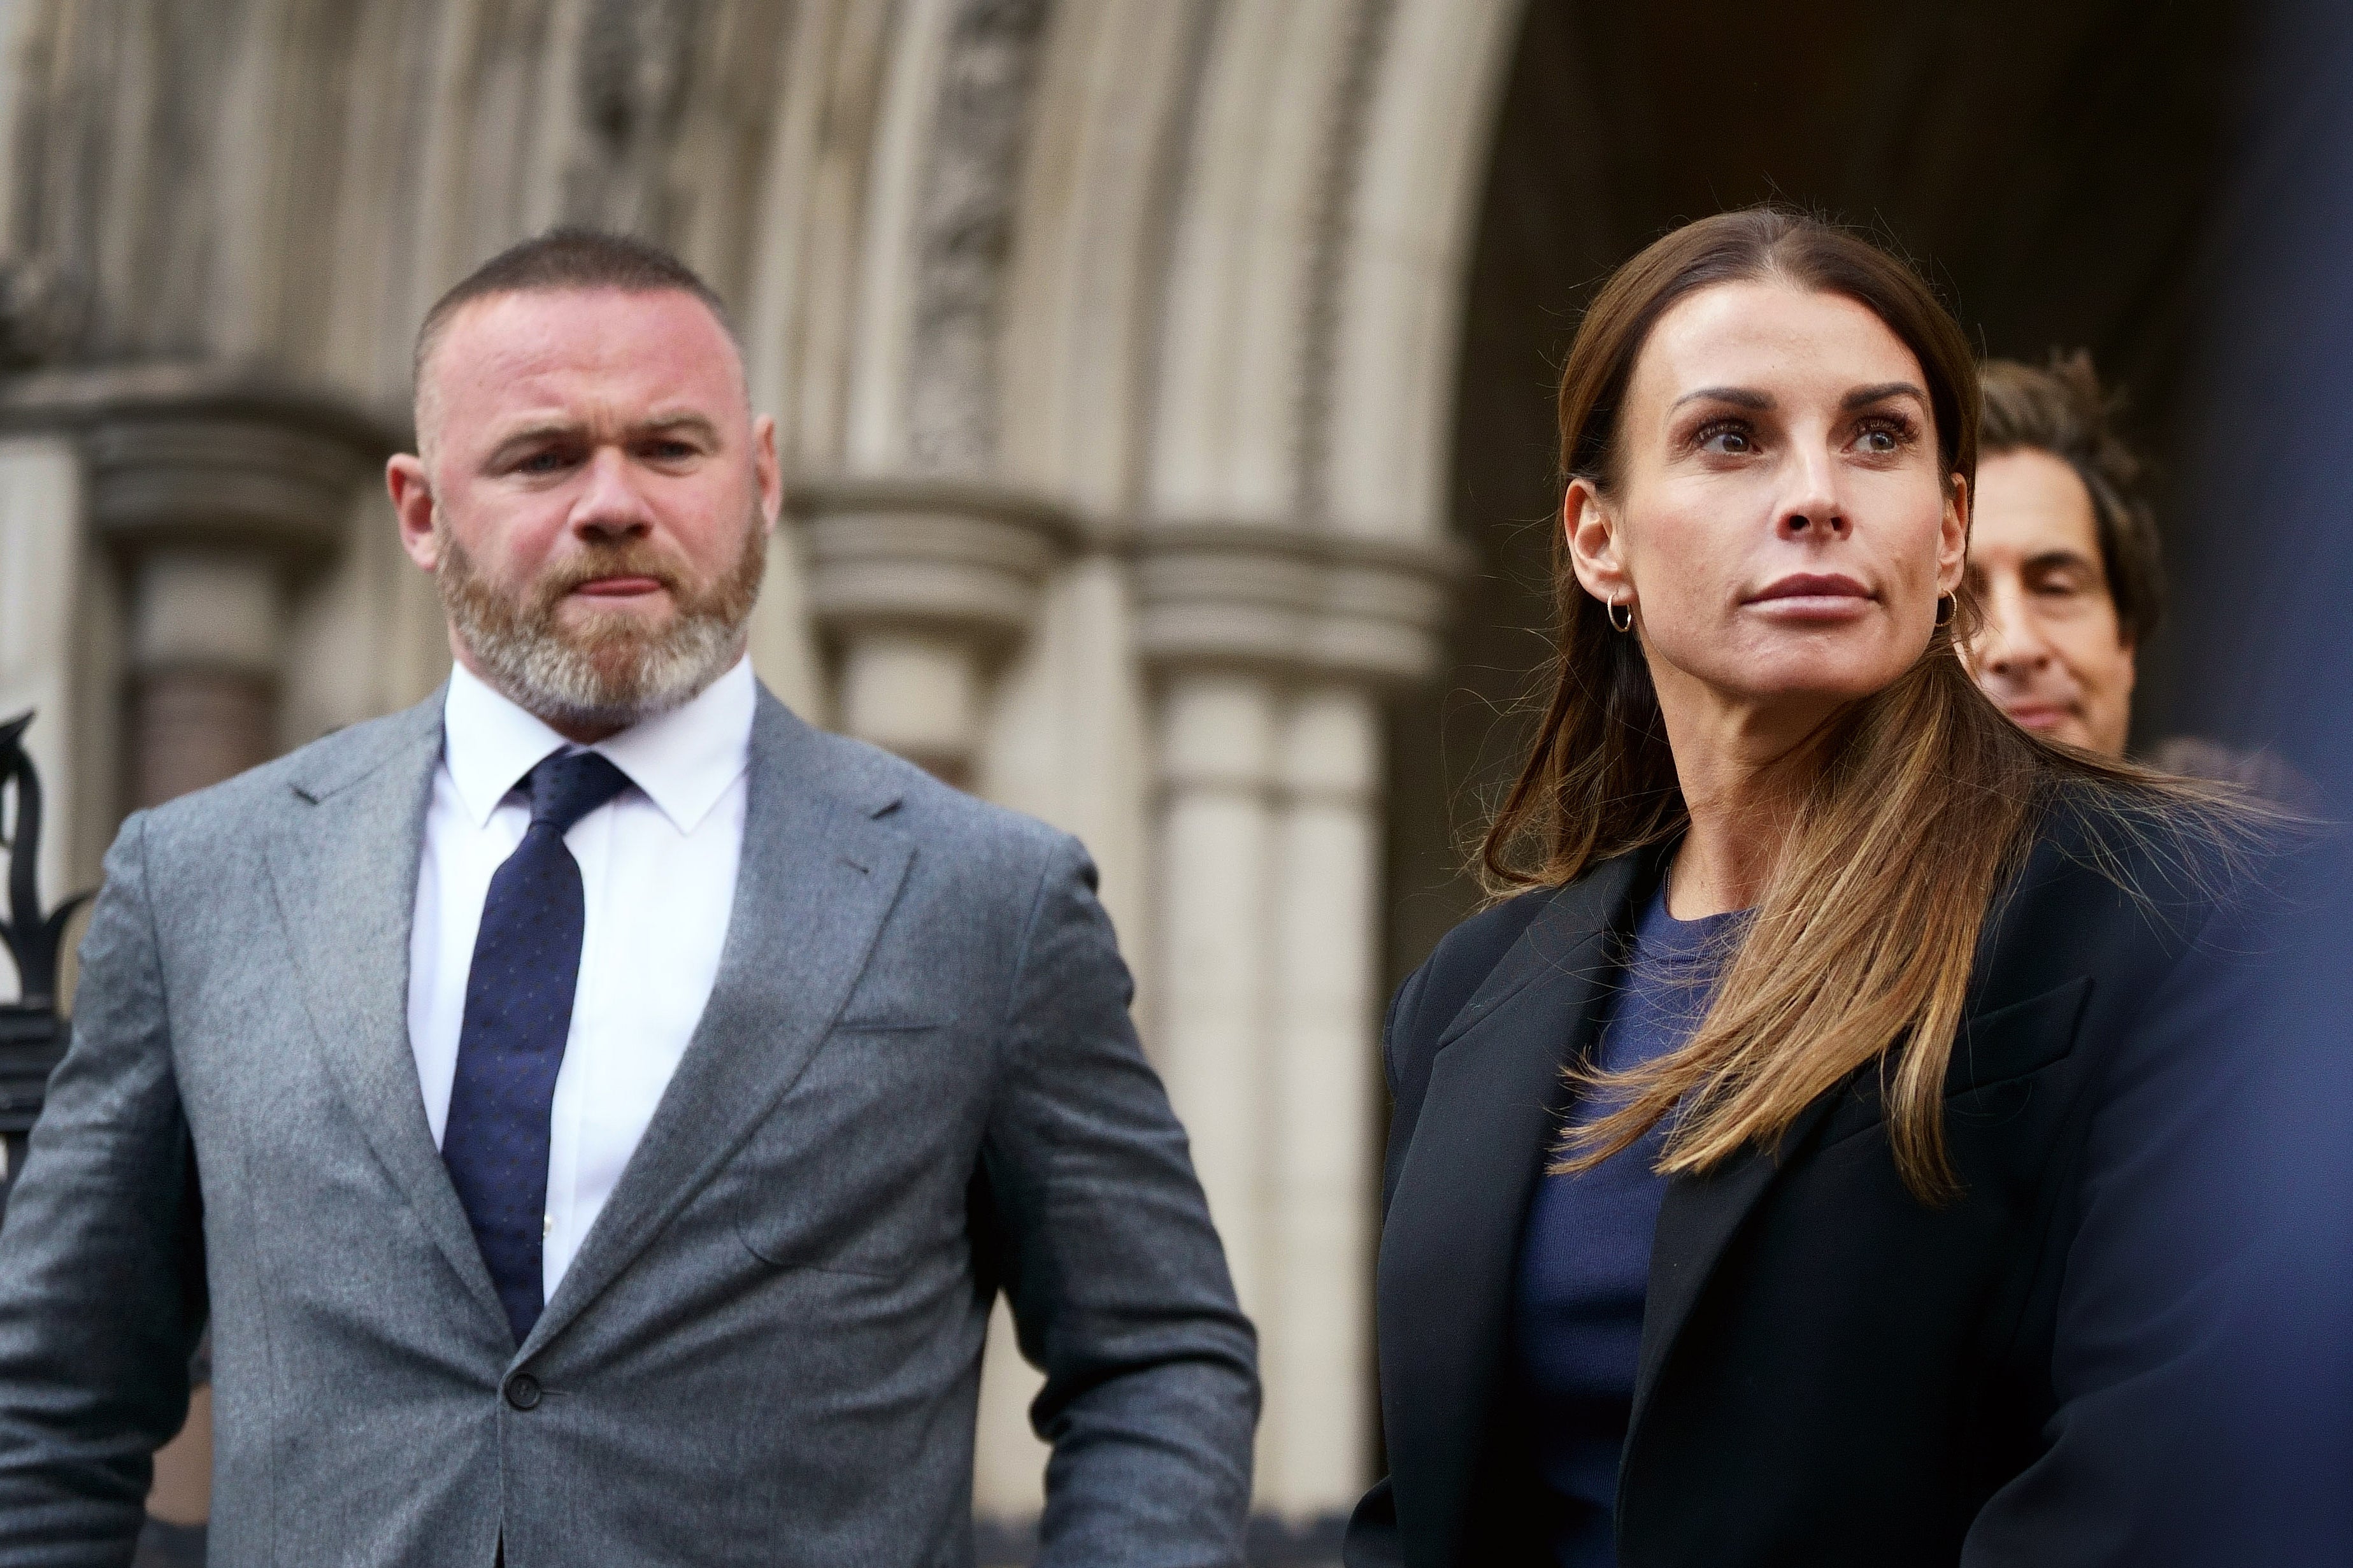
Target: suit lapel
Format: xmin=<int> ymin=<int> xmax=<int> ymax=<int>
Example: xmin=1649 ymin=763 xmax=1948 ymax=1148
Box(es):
xmin=1380 ymin=852 xmax=1645 ymax=1562
xmin=522 ymin=692 xmax=913 ymax=1358
xmin=261 ymin=693 xmax=508 ymax=1323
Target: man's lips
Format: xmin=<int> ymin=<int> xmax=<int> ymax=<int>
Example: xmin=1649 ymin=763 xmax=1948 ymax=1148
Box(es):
xmin=569 ymin=575 xmax=668 ymax=598
xmin=1743 ymin=572 xmax=1873 ymax=618
xmin=1999 ymin=700 xmax=2077 ymax=732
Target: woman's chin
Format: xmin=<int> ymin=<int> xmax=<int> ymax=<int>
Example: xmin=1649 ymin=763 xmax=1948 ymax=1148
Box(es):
xmin=1678 ymin=639 xmax=1915 ymax=713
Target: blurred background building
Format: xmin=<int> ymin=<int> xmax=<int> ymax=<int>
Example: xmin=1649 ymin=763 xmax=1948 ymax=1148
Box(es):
xmin=0 ymin=0 xmax=2249 ymax=1558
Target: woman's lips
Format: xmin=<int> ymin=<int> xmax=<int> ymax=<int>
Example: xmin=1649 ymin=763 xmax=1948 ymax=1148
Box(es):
xmin=1744 ymin=573 xmax=1873 ymax=620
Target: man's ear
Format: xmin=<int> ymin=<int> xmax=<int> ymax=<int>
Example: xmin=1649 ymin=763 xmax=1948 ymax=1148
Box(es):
xmin=751 ymin=413 xmax=782 ymax=538
xmin=387 ymin=453 xmax=440 ymax=573
xmin=1565 ymin=476 xmax=1632 ymax=608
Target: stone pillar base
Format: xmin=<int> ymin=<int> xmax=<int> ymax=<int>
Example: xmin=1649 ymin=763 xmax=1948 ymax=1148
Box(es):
xmin=125 ymin=669 xmax=276 ymax=811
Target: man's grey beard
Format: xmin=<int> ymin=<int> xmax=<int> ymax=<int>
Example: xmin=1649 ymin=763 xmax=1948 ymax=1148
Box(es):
xmin=436 ymin=517 xmax=766 ymax=732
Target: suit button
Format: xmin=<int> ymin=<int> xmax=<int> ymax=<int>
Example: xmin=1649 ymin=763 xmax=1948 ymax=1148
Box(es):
xmin=504 ymin=1373 xmax=541 ymax=1411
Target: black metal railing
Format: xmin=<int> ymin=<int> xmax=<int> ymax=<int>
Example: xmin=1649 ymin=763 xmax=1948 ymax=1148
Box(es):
xmin=0 ymin=710 xmax=89 ymax=1205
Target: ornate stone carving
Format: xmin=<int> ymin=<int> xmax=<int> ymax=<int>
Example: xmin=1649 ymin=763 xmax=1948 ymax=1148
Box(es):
xmin=567 ymin=0 xmax=707 ymax=236
xmin=0 ymin=255 xmax=88 ymax=371
xmin=906 ymin=0 xmax=1054 ymax=473
xmin=1294 ymin=0 xmax=1399 ymax=523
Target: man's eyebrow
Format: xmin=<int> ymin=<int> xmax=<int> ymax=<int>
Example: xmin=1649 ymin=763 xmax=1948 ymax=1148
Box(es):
xmin=480 ymin=412 xmax=724 ymax=467
xmin=481 ymin=420 xmax=584 ymax=466
xmin=2025 ymin=548 xmax=2103 ymax=575
xmin=636 ymin=412 xmax=722 ymax=443
xmin=1671 ymin=385 xmax=1773 ymax=411
xmin=1842 ymin=381 xmax=1929 ymax=411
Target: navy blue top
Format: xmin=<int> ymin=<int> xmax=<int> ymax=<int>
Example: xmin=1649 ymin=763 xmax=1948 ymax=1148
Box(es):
xmin=1508 ymin=878 xmax=1745 ymax=1567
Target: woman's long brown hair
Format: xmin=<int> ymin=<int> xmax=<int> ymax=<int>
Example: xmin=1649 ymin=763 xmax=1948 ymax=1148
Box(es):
xmin=1485 ymin=208 xmax=2181 ymax=1201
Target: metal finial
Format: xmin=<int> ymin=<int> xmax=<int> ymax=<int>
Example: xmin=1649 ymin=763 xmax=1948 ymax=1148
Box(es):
xmin=0 ymin=711 xmax=91 ymax=1010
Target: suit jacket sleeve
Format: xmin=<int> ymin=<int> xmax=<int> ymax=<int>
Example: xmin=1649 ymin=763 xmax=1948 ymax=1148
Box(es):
xmin=0 ymin=812 xmax=208 ymax=1566
xmin=982 ymin=834 xmax=1259 ymax=1568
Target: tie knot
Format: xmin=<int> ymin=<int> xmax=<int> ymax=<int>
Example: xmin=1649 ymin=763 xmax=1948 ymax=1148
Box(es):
xmin=524 ymin=750 xmax=633 ymax=836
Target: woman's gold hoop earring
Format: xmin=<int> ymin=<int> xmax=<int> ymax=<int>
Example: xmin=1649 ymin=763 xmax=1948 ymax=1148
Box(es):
xmin=1934 ymin=594 xmax=1956 ymax=629
xmin=1607 ymin=599 xmax=1634 ymax=634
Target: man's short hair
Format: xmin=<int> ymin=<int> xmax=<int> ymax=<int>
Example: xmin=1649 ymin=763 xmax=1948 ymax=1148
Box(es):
xmin=412 ymin=227 xmax=740 ymax=398
xmin=1978 ymin=352 xmax=2165 ymax=646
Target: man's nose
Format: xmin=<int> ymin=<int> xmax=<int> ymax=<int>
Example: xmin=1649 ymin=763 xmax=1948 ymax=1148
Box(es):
xmin=570 ymin=446 xmax=655 ymax=540
xmin=1975 ymin=580 xmax=2052 ymax=674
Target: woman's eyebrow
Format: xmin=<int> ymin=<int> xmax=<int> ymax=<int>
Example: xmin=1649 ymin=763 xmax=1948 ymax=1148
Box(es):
xmin=1842 ymin=380 xmax=1929 ymax=411
xmin=1671 ymin=385 xmax=1773 ymax=411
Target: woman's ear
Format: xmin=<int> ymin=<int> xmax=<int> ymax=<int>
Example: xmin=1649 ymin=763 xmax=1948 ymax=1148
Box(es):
xmin=1565 ymin=476 xmax=1632 ymax=607
xmin=1937 ymin=472 xmax=1971 ymax=595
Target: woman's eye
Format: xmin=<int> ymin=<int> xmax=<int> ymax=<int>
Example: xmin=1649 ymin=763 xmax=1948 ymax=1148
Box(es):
xmin=1853 ymin=418 xmax=1912 ymax=455
xmin=1698 ymin=425 xmax=1752 ymax=455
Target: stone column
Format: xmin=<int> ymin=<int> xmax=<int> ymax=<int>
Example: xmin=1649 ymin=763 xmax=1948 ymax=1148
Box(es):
xmin=1135 ymin=523 xmax=1454 ymax=1522
xmin=1150 ymin=671 xmax=1280 ymax=1311
xmin=120 ymin=548 xmax=282 ymax=808
xmin=798 ymin=478 xmax=1071 ymax=787
xmin=1262 ymin=683 xmax=1384 ymax=1515
xmin=85 ymin=393 xmax=385 ymax=809
xmin=0 ymin=368 xmax=391 ymax=813
xmin=0 ymin=366 xmax=387 ymax=1539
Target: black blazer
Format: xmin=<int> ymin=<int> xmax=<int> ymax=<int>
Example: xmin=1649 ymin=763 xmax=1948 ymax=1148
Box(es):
xmin=1346 ymin=803 xmax=2271 ymax=1567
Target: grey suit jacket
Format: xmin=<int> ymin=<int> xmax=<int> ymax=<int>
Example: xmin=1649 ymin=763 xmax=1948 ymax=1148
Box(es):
xmin=0 ymin=685 xmax=1257 ymax=1567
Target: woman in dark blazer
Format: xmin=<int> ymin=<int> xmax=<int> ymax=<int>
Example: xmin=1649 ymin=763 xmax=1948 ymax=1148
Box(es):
xmin=1345 ymin=210 xmax=2274 ymax=1567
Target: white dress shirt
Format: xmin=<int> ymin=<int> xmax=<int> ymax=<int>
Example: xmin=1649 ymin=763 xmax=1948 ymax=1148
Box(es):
xmin=408 ymin=657 xmax=753 ymax=1301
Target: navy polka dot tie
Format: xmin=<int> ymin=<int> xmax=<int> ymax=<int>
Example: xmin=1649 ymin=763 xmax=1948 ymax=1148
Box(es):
xmin=441 ymin=750 xmax=634 ymax=1345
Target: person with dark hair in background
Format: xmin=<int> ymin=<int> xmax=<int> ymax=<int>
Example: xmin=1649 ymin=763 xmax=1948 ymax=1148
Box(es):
xmin=0 ymin=229 xmax=1257 ymax=1567
xmin=1346 ymin=210 xmax=2278 ymax=1567
xmin=1964 ymin=353 xmax=2161 ymax=758
xmin=1966 ymin=353 xmax=2312 ymax=803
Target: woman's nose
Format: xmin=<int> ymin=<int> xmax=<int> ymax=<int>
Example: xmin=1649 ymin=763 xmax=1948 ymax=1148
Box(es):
xmin=1777 ymin=453 xmax=1847 ymax=539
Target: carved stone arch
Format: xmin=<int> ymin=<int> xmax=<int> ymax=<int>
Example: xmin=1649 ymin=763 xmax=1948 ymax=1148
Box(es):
xmin=996 ymin=0 xmax=1214 ymax=519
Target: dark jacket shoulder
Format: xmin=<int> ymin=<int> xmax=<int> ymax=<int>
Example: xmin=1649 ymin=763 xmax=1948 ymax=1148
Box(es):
xmin=1378 ymin=860 xmax=1652 ymax=1213
xmin=1385 ymin=885 xmax=1566 ymax=1087
xmin=1975 ymin=777 xmax=2288 ymax=1011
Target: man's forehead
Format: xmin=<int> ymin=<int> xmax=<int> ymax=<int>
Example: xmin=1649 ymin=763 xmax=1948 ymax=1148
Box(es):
xmin=434 ymin=289 xmax=738 ymax=383
xmin=417 ymin=286 xmax=748 ymax=449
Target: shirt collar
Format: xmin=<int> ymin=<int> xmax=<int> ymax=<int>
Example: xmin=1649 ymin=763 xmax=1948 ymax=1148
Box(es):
xmin=441 ymin=657 xmax=756 ymax=835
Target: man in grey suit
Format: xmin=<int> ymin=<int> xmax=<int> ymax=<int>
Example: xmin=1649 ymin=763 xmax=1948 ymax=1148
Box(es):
xmin=0 ymin=229 xmax=1257 ymax=1566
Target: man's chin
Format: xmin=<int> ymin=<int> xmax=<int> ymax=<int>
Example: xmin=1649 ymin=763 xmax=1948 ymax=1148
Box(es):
xmin=555 ymin=595 xmax=676 ymax=637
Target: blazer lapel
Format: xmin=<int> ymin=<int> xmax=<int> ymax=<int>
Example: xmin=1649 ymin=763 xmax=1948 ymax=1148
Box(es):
xmin=1627 ymin=1090 xmax=1838 ymax=1445
xmin=522 ymin=692 xmax=913 ymax=1358
xmin=261 ymin=692 xmax=506 ymax=1323
xmin=1379 ymin=852 xmax=1646 ymax=1562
